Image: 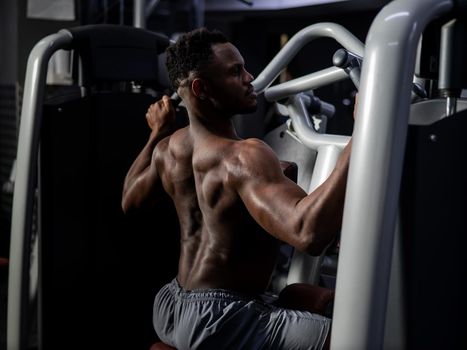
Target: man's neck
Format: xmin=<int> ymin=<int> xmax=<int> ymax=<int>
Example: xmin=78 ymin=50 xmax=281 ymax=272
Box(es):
xmin=189 ymin=113 xmax=239 ymax=140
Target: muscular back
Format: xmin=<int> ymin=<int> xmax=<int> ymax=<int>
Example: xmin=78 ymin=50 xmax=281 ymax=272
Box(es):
xmin=155 ymin=127 xmax=279 ymax=295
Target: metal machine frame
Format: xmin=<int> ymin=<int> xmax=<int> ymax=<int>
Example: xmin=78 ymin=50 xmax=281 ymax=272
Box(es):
xmin=253 ymin=22 xmax=362 ymax=286
xmin=8 ymin=0 xmax=463 ymax=348
xmin=333 ymin=0 xmax=454 ymax=348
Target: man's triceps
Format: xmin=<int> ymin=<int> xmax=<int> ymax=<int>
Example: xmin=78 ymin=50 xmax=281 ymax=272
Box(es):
xmin=236 ymin=158 xmax=308 ymax=248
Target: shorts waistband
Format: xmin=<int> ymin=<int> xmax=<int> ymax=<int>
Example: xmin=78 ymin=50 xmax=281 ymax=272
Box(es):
xmin=168 ymin=278 xmax=260 ymax=303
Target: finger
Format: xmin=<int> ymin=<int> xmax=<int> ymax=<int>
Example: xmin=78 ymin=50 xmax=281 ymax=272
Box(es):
xmin=158 ymin=99 xmax=167 ymax=110
xmin=150 ymin=101 xmax=162 ymax=113
xmin=161 ymin=95 xmax=172 ymax=110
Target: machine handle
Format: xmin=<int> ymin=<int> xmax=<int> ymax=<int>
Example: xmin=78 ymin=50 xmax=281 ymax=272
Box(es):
xmin=332 ymin=48 xmax=362 ymax=89
xmin=333 ymin=48 xmax=428 ymax=100
xmin=170 ymin=92 xmax=182 ymax=107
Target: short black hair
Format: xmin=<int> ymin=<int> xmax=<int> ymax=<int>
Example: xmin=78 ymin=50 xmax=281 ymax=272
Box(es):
xmin=165 ymin=28 xmax=228 ymax=90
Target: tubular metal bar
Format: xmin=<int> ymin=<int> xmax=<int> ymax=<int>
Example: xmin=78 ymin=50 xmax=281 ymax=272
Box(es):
xmin=7 ymin=30 xmax=73 ymax=350
xmin=252 ymin=22 xmax=364 ymax=94
xmin=133 ymin=0 xmax=145 ymax=28
xmin=331 ymin=0 xmax=453 ymax=349
xmin=264 ymin=67 xmax=348 ymax=102
xmin=193 ymin=0 xmax=206 ymax=28
xmin=287 ymin=94 xmax=350 ymax=150
xmin=287 ymin=144 xmax=342 ymax=286
xmin=146 ymin=0 xmax=161 ymax=18
xmin=286 ymin=94 xmax=348 ymax=286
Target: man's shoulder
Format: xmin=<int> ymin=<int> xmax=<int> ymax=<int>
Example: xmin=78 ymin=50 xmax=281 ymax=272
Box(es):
xmin=236 ymin=137 xmax=272 ymax=152
xmin=227 ymin=138 xmax=274 ymax=162
xmin=224 ymin=138 xmax=279 ymax=180
xmin=155 ymin=127 xmax=189 ymax=153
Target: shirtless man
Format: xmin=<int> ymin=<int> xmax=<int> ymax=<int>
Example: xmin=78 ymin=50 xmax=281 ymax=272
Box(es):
xmin=122 ymin=28 xmax=352 ymax=349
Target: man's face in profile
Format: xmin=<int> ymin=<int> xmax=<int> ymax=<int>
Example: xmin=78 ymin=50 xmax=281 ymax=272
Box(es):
xmin=202 ymin=42 xmax=258 ymax=116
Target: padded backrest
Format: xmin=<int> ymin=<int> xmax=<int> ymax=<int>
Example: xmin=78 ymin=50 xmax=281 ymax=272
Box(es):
xmin=40 ymin=93 xmax=180 ymax=349
xmin=67 ymin=24 xmax=171 ymax=87
xmin=40 ymin=94 xmax=178 ymax=349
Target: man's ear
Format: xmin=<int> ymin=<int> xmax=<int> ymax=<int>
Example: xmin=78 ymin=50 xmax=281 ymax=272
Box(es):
xmin=191 ymin=78 xmax=206 ymax=100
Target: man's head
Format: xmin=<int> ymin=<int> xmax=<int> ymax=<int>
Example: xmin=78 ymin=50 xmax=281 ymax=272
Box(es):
xmin=166 ymin=28 xmax=228 ymax=90
xmin=166 ymin=28 xmax=257 ymax=116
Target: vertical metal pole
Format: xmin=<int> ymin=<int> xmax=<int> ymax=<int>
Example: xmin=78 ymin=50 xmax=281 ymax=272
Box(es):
xmin=7 ymin=31 xmax=72 ymax=350
xmin=134 ymin=0 xmax=145 ymax=29
xmin=119 ymin=0 xmax=125 ymax=25
xmin=284 ymin=94 xmax=348 ymax=285
xmin=331 ymin=0 xmax=453 ymax=349
xmin=103 ymin=0 xmax=108 ymax=23
xmin=193 ymin=0 xmax=205 ymax=28
xmin=287 ymin=145 xmax=342 ymax=285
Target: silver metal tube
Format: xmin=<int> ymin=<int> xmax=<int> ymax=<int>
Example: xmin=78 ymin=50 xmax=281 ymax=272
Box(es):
xmin=119 ymin=0 xmax=125 ymax=25
xmin=7 ymin=30 xmax=73 ymax=350
xmin=331 ymin=0 xmax=453 ymax=349
xmin=446 ymin=96 xmax=457 ymax=116
xmin=265 ymin=67 xmax=348 ymax=102
xmin=308 ymin=145 xmax=342 ymax=192
xmin=193 ymin=0 xmax=205 ymax=28
xmin=252 ymin=22 xmax=364 ymax=94
xmin=133 ymin=0 xmax=145 ymax=28
xmin=287 ymin=144 xmax=342 ymax=285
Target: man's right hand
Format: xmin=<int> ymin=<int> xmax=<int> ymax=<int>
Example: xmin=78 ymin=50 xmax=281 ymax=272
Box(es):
xmin=146 ymin=95 xmax=176 ymax=132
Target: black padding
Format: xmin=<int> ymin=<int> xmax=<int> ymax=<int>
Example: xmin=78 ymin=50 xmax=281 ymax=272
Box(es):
xmin=40 ymin=93 xmax=180 ymax=349
xmin=66 ymin=25 xmax=171 ymax=85
xmin=400 ymin=108 xmax=467 ymax=349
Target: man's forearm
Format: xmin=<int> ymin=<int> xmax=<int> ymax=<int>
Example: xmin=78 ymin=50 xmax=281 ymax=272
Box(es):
xmin=122 ymin=125 xmax=174 ymax=212
xmin=125 ymin=127 xmax=172 ymax=182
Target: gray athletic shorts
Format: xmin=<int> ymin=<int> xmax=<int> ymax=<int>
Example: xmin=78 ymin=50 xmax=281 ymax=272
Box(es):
xmin=153 ymin=278 xmax=330 ymax=349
